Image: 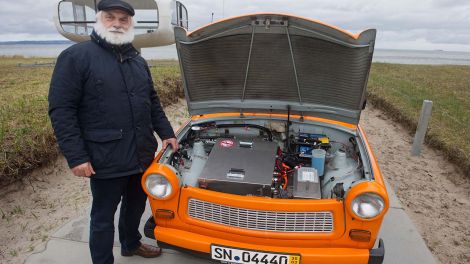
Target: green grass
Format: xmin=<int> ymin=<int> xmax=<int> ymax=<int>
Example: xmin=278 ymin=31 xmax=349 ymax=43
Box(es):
xmin=0 ymin=57 xmax=469 ymax=185
xmin=147 ymin=59 xmax=184 ymax=106
xmin=368 ymin=63 xmax=470 ymax=176
xmin=0 ymin=57 xmax=57 ymax=185
xmin=0 ymin=57 xmax=181 ymax=186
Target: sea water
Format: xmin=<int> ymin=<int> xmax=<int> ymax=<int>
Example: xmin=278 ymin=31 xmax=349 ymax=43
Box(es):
xmin=1 ymin=43 xmax=470 ymax=65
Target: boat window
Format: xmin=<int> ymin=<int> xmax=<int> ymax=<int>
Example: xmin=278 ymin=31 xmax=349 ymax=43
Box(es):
xmin=134 ymin=8 xmax=159 ymax=34
xmin=174 ymin=1 xmax=188 ymax=29
xmin=58 ymin=0 xmax=96 ymax=35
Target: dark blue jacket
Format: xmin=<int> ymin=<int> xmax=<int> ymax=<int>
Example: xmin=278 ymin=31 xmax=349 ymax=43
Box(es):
xmin=49 ymin=31 xmax=175 ymax=179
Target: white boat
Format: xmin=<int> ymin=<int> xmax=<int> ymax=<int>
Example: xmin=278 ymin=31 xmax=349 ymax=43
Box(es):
xmin=53 ymin=0 xmax=188 ymax=48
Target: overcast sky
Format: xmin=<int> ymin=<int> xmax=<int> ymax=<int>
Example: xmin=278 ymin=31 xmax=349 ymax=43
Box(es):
xmin=0 ymin=0 xmax=469 ymax=51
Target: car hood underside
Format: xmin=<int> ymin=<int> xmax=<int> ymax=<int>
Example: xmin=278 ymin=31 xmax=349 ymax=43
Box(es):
xmin=175 ymin=14 xmax=376 ymax=124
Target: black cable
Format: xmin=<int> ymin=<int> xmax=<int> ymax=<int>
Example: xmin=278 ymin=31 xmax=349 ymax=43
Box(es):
xmin=286 ymin=105 xmax=291 ymax=153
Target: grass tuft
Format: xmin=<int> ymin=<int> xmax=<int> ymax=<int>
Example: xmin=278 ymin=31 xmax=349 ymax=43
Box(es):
xmin=368 ymin=63 xmax=470 ymax=176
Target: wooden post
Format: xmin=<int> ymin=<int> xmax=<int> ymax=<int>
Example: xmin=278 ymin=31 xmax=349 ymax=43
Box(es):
xmin=411 ymin=100 xmax=433 ymax=156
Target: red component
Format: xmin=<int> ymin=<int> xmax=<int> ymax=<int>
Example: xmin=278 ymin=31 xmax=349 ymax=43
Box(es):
xmin=282 ymin=173 xmax=288 ymax=190
xmin=282 ymin=162 xmax=291 ymax=169
xmin=219 ymin=139 xmax=235 ymax=148
xmin=274 ymin=150 xmax=292 ymax=190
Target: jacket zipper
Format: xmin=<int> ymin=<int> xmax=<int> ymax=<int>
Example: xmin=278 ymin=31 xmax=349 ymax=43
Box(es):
xmin=116 ymin=59 xmax=142 ymax=170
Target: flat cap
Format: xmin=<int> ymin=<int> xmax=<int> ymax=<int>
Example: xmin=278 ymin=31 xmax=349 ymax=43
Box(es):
xmin=98 ymin=0 xmax=135 ymax=16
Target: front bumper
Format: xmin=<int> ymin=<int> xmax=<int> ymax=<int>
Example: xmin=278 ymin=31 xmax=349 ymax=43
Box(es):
xmin=144 ymin=217 xmax=385 ymax=264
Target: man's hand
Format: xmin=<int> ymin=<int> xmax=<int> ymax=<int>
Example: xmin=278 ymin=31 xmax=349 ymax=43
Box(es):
xmin=71 ymin=162 xmax=96 ymax=177
xmin=162 ymin=138 xmax=178 ymax=152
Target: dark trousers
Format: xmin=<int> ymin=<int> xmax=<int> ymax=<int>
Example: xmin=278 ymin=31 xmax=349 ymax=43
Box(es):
xmin=89 ymin=173 xmax=147 ymax=264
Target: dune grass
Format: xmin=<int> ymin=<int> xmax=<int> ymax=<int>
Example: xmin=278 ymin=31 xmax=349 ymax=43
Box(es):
xmin=0 ymin=57 xmax=182 ymax=186
xmin=147 ymin=59 xmax=184 ymax=105
xmin=0 ymin=57 xmax=469 ymax=186
xmin=0 ymin=57 xmax=57 ymax=185
xmin=367 ymin=63 xmax=470 ymax=176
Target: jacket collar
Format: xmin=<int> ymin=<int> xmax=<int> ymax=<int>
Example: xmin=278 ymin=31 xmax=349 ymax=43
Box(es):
xmin=90 ymin=30 xmax=139 ymax=62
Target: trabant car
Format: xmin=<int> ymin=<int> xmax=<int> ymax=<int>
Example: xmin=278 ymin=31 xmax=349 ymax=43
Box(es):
xmin=142 ymin=13 xmax=388 ymax=264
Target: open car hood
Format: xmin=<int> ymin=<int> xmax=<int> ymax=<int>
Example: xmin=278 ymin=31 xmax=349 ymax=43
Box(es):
xmin=174 ymin=14 xmax=376 ymax=124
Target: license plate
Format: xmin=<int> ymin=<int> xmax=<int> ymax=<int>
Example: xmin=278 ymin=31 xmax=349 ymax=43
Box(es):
xmin=211 ymin=244 xmax=301 ymax=264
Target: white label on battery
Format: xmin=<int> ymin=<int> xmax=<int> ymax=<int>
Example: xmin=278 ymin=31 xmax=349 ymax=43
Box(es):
xmin=301 ymin=170 xmax=318 ymax=182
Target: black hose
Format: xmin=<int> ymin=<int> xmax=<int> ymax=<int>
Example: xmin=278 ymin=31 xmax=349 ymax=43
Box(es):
xmin=286 ymin=105 xmax=291 ymax=153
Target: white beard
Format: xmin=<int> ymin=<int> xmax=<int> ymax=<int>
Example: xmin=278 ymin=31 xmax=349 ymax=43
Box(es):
xmin=94 ymin=13 xmax=135 ymax=45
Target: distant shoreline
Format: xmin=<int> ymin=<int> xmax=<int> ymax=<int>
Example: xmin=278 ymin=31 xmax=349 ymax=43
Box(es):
xmin=1 ymin=40 xmax=470 ymax=53
xmin=0 ymin=40 xmax=73 ymax=45
xmin=1 ymin=44 xmax=470 ymax=65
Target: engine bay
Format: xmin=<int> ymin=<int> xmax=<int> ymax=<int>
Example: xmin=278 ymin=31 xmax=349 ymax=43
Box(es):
xmin=163 ymin=118 xmax=370 ymax=200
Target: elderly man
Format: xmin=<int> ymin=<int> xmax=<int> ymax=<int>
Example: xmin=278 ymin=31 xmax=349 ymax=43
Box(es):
xmin=48 ymin=0 xmax=177 ymax=263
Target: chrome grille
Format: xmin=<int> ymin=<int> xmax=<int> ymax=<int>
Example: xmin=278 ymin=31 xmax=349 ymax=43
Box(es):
xmin=187 ymin=198 xmax=333 ymax=233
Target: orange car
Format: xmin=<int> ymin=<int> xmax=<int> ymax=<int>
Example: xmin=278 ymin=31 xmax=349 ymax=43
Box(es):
xmin=142 ymin=14 xmax=388 ymax=264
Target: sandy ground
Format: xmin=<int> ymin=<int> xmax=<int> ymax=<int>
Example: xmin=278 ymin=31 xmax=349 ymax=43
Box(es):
xmin=0 ymin=155 xmax=90 ymax=264
xmin=0 ymin=101 xmax=189 ymax=264
xmin=360 ymin=107 xmax=470 ymax=264
xmin=0 ymin=101 xmax=468 ymax=264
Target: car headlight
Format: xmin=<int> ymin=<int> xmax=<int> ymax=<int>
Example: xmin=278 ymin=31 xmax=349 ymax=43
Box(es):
xmin=351 ymin=192 xmax=385 ymax=219
xmin=145 ymin=174 xmax=172 ymax=199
